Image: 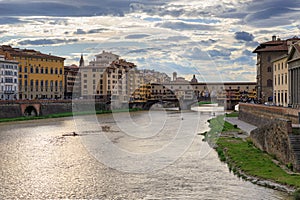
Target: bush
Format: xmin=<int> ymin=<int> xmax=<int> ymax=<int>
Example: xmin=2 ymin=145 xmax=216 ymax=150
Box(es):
xmin=294 ymin=189 xmax=300 ymax=200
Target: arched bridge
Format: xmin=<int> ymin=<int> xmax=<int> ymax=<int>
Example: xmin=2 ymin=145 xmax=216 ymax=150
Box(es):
xmin=129 ymin=98 xmax=198 ymax=110
xmin=20 ymin=103 xmax=41 ymax=116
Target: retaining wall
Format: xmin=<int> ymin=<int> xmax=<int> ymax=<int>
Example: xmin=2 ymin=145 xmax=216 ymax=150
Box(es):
xmin=239 ymin=103 xmax=300 ymax=172
xmin=239 ymin=103 xmax=299 ymax=126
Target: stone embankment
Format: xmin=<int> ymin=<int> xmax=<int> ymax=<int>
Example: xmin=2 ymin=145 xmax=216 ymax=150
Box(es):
xmin=239 ymin=103 xmax=300 ymax=172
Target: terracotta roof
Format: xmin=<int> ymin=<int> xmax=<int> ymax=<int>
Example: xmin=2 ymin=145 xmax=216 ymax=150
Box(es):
xmin=65 ymin=64 xmax=79 ymax=69
xmin=0 ymin=45 xmax=65 ymax=60
xmin=254 ymin=43 xmax=288 ymax=52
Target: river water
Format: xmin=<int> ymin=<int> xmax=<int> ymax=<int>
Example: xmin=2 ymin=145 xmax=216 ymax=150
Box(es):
xmin=0 ymin=111 xmax=292 ymax=199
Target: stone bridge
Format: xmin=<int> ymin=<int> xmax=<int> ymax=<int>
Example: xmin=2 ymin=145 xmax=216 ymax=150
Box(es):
xmin=129 ymin=98 xmax=198 ymax=110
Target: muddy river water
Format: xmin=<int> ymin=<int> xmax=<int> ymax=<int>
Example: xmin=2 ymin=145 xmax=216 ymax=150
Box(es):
xmin=0 ymin=111 xmax=292 ymax=199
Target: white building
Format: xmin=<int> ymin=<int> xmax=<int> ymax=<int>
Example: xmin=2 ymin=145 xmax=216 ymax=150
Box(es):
xmin=0 ymin=55 xmax=19 ymax=100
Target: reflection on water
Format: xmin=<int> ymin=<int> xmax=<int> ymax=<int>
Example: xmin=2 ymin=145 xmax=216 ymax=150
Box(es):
xmin=0 ymin=112 xmax=292 ymax=199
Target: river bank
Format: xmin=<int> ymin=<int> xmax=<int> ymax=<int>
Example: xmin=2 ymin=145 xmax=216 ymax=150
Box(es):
xmin=0 ymin=108 xmax=142 ymax=123
xmin=207 ymin=114 xmax=300 ymax=196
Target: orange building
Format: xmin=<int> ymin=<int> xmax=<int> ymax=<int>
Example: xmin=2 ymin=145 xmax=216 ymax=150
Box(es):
xmin=0 ymin=45 xmax=65 ymax=100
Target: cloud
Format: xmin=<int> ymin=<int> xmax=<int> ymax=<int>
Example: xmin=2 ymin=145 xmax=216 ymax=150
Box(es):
xmin=18 ymin=38 xmax=79 ymax=46
xmin=184 ymin=47 xmax=211 ymax=61
xmin=74 ymin=28 xmax=107 ymax=35
xmin=157 ymin=21 xmax=217 ymax=31
xmin=74 ymin=29 xmax=86 ymax=35
xmin=127 ymin=48 xmax=160 ymax=54
xmin=0 ymin=0 xmax=171 ymax=17
xmin=0 ymin=17 xmax=25 ymax=24
xmin=125 ymin=34 xmax=151 ymax=39
xmin=235 ymin=31 xmax=254 ymax=42
xmin=208 ymin=49 xmax=231 ymax=58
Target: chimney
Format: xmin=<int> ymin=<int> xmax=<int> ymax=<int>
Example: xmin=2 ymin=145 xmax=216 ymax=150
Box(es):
xmin=272 ymin=35 xmax=276 ymax=41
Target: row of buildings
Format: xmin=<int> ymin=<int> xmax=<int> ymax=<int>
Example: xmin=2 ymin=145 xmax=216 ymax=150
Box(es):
xmin=0 ymin=45 xmax=256 ymax=105
xmin=253 ymin=35 xmax=300 ymax=107
xmin=0 ymin=45 xmax=65 ymax=100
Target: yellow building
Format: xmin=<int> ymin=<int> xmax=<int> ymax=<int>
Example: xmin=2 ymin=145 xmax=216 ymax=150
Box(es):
xmin=272 ymin=54 xmax=288 ymax=106
xmin=0 ymin=45 xmax=65 ymax=100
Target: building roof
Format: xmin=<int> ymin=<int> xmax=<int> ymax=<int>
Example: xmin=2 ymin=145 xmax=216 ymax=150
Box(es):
xmin=253 ymin=41 xmax=287 ymax=53
xmin=253 ymin=36 xmax=300 ymax=53
xmin=287 ymin=43 xmax=300 ymax=63
xmin=0 ymin=45 xmax=65 ymax=60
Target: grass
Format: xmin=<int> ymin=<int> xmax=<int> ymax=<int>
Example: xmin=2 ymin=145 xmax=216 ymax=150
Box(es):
xmin=216 ymin=136 xmax=300 ymax=189
xmin=0 ymin=108 xmax=142 ymax=123
xmin=207 ymin=115 xmax=240 ymax=133
xmin=225 ymin=111 xmax=239 ymax=118
xmin=198 ymin=101 xmax=215 ymax=105
xmin=206 ymin=114 xmax=300 ymax=191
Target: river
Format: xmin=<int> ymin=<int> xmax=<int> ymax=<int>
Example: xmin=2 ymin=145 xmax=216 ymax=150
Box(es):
xmin=0 ymin=110 xmax=292 ymax=199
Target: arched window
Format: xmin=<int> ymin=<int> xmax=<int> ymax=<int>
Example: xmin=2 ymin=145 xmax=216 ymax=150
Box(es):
xmin=35 ymin=67 xmax=39 ymax=74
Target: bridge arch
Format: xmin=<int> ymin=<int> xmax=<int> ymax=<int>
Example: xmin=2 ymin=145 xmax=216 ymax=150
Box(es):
xmin=20 ymin=104 xmax=41 ymax=117
xmin=24 ymin=106 xmax=38 ymax=116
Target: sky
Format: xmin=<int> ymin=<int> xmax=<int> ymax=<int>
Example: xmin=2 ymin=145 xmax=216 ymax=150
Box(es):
xmin=1 ymin=0 xmax=300 ymax=82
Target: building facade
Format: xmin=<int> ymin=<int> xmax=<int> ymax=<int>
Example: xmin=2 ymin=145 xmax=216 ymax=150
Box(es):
xmin=287 ymin=42 xmax=300 ymax=108
xmin=81 ymin=51 xmax=137 ymax=104
xmin=253 ymin=36 xmax=300 ymax=102
xmin=0 ymin=55 xmax=19 ymax=100
xmin=272 ymin=55 xmax=289 ymax=106
xmin=0 ymin=45 xmax=65 ymax=100
xmin=64 ymin=64 xmax=80 ymax=99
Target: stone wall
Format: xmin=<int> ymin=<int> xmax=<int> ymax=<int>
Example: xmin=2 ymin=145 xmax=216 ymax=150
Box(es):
xmin=0 ymin=104 xmax=22 ymax=118
xmin=250 ymin=119 xmax=298 ymax=170
xmin=239 ymin=103 xmax=300 ymax=172
xmin=239 ymin=103 xmax=299 ymax=126
xmin=0 ymin=101 xmax=110 ymax=118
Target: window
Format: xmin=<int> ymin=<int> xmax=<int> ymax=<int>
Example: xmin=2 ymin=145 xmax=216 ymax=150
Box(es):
xmin=267 ymin=67 xmax=272 ymax=72
xmin=55 ymin=68 xmax=58 ymax=74
xmin=50 ymin=68 xmax=53 ymax=74
xmin=278 ymin=75 xmax=280 ymax=85
xmin=25 ymin=67 xmax=27 ymax=73
xmin=267 ymin=79 xmax=272 ymax=87
xmin=285 ymin=73 xmax=287 ymax=84
xmin=282 ymin=74 xmax=284 ymax=85
xmin=274 ymin=76 xmax=276 ymax=86
xmin=30 ymin=67 xmax=33 ymax=73
xmin=35 ymin=67 xmax=39 ymax=73
xmin=19 ymin=66 xmax=22 ymax=72
xmin=41 ymin=68 xmax=44 ymax=74
xmin=45 ymin=68 xmax=48 ymax=74
xmin=267 ymin=56 xmax=271 ymax=62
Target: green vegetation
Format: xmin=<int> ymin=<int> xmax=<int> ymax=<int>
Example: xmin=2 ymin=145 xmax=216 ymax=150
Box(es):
xmin=207 ymin=115 xmax=240 ymax=133
xmin=206 ymin=114 xmax=300 ymax=191
xmin=294 ymin=189 xmax=300 ymax=200
xmin=0 ymin=108 xmax=142 ymax=123
xmin=198 ymin=101 xmax=215 ymax=105
xmin=216 ymin=137 xmax=300 ymax=188
xmin=225 ymin=111 xmax=239 ymax=118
